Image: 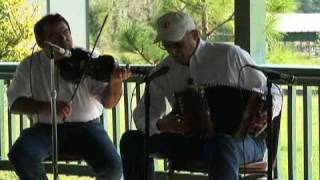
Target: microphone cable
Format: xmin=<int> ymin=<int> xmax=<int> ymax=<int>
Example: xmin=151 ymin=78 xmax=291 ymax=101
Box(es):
xmin=29 ymin=42 xmax=42 ymax=124
xmin=237 ymin=64 xmax=249 ymax=177
xmin=129 ymin=85 xmax=138 ymax=130
xmin=238 ymin=64 xmax=283 ymax=177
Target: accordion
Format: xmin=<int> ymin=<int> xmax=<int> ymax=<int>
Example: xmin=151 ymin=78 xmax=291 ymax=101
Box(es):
xmin=174 ymin=85 xmax=267 ymax=138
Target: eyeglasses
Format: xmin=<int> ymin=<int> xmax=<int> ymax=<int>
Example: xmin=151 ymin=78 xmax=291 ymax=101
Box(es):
xmin=158 ymin=41 xmax=187 ymax=50
xmin=157 ymin=32 xmax=192 ymax=50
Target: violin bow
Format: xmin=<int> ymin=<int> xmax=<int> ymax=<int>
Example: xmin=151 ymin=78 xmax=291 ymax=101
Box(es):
xmin=68 ymin=10 xmax=111 ymax=104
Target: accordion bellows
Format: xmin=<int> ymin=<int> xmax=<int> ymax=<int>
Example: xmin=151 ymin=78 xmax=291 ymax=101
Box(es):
xmin=174 ymin=85 xmax=266 ymax=138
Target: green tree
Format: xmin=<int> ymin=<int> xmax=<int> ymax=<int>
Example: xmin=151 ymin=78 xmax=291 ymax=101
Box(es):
xmin=117 ymin=0 xmax=234 ymax=64
xmin=88 ymin=0 xmax=160 ymax=56
xmin=268 ymin=0 xmax=297 ymax=12
xmin=159 ymin=0 xmax=234 ymax=41
xmin=0 ymin=0 xmax=42 ymax=62
xmin=88 ymin=0 xmax=163 ymax=64
xmin=90 ymin=0 xmax=297 ymax=64
xmin=88 ymin=0 xmax=114 ymax=52
xmin=117 ymin=20 xmax=166 ymax=64
xmin=266 ymin=0 xmax=297 ymax=45
xmin=266 ymin=0 xmax=298 ymax=62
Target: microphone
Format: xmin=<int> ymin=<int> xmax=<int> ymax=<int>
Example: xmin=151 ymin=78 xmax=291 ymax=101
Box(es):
xmin=245 ymin=64 xmax=295 ymax=84
xmin=125 ymin=65 xmax=151 ymax=76
xmin=144 ymin=66 xmax=170 ymax=82
xmin=43 ymin=41 xmax=72 ymax=58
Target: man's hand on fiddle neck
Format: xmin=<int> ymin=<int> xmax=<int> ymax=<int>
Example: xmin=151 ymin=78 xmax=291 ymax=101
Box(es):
xmin=102 ymin=67 xmax=131 ymax=109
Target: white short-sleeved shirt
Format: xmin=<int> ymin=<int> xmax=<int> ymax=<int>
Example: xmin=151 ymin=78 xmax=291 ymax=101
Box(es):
xmin=7 ymin=51 xmax=108 ymax=124
xmin=133 ymin=39 xmax=283 ymax=135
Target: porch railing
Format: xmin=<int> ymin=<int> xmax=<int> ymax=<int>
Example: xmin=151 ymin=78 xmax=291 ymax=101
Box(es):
xmin=0 ymin=63 xmax=319 ymax=180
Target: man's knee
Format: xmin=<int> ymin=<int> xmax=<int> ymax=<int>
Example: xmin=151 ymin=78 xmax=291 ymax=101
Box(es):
xmin=8 ymin=147 xmax=20 ymax=165
xmin=95 ymin=157 xmax=122 ymax=180
xmin=205 ymin=134 xmax=238 ymax=158
xmin=120 ymin=130 xmax=143 ymax=151
xmin=8 ymin=144 xmax=33 ymax=165
xmin=8 ymin=145 xmax=44 ymax=178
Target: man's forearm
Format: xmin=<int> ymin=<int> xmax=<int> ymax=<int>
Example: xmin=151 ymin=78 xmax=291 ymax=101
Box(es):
xmin=102 ymin=80 xmax=123 ymax=108
xmin=10 ymin=97 xmax=50 ymax=114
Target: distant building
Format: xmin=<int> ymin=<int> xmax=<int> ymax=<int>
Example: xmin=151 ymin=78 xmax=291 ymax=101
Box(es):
xmin=276 ymin=13 xmax=320 ymax=41
xmin=275 ymin=13 xmax=320 ymax=56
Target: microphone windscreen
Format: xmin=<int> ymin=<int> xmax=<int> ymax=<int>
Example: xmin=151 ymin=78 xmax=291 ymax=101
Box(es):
xmin=55 ymin=48 xmax=90 ymax=83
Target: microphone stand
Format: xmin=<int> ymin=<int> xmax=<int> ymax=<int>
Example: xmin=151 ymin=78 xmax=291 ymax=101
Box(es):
xmin=144 ymin=80 xmax=150 ymax=180
xmin=141 ymin=66 xmax=169 ymax=180
xmin=49 ymin=49 xmax=59 ymax=180
xmin=244 ymin=65 xmax=291 ymax=179
xmin=266 ymin=78 xmax=273 ymax=180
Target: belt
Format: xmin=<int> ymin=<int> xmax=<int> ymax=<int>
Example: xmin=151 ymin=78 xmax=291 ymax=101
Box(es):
xmin=37 ymin=117 xmax=101 ymax=126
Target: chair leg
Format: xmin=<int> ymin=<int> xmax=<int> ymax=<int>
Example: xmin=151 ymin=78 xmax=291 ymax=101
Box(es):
xmin=240 ymin=174 xmax=268 ymax=180
xmin=166 ymin=168 xmax=174 ymax=180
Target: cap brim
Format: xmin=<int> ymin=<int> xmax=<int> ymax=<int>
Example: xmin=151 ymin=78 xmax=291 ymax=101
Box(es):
xmin=154 ymin=29 xmax=187 ymax=43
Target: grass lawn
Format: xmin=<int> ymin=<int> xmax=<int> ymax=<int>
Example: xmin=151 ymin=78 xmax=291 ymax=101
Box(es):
xmin=0 ymin=171 xmax=94 ymax=180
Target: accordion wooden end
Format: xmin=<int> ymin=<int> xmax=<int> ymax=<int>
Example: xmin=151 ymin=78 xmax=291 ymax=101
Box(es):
xmin=174 ymin=85 xmax=267 ymax=138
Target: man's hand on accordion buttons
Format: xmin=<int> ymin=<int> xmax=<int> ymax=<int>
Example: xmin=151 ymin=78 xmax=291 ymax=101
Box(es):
xmin=157 ymin=112 xmax=190 ymax=133
xmin=248 ymin=110 xmax=268 ymax=135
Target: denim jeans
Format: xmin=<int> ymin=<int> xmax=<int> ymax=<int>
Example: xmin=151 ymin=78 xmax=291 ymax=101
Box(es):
xmin=8 ymin=121 xmax=122 ymax=180
xmin=120 ymin=130 xmax=266 ymax=180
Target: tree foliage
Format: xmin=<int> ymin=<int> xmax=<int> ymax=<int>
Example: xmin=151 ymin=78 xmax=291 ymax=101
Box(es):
xmin=88 ymin=0 xmax=114 ymax=52
xmin=266 ymin=0 xmax=298 ymax=43
xmin=115 ymin=0 xmax=234 ymax=64
xmin=88 ymin=0 xmax=160 ymax=54
xmin=89 ymin=0 xmax=298 ymax=65
xmin=266 ymin=0 xmax=298 ymax=61
xmin=159 ymin=0 xmax=234 ymax=41
xmin=117 ymin=20 xmax=166 ymax=64
xmin=267 ymin=0 xmax=297 ymax=13
xmin=0 ymin=0 xmax=42 ymax=62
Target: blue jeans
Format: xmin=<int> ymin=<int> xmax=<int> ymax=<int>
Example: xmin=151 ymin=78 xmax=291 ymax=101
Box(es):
xmin=8 ymin=121 xmax=122 ymax=180
xmin=120 ymin=130 xmax=266 ymax=180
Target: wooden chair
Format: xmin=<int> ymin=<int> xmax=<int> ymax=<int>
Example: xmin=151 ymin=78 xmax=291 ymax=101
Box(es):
xmin=44 ymin=154 xmax=83 ymax=163
xmin=165 ymin=113 xmax=281 ymax=180
xmin=39 ymin=116 xmax=105 ymax=164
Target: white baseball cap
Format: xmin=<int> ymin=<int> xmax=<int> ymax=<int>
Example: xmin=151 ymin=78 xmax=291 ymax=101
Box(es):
xmin=154 ymin=11 xmax=196 ymax=43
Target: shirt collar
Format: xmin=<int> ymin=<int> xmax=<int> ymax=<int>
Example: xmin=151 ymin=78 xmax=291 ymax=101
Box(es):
xmin=193 ymin=38 xmax=205 ymax=57
xmin=170 ymin=38 xmax=206 ymax=66
xmin=188 ymin=38 xmax=205 ymax=64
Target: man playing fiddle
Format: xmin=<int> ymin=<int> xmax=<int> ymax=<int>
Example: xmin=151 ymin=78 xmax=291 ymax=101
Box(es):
xmin=7 ymin=13 xmax=130 ymax=180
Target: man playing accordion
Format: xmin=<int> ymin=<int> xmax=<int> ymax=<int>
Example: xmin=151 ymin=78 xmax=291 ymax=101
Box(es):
xmin=120 ymin=11 xmax=282 ymax=180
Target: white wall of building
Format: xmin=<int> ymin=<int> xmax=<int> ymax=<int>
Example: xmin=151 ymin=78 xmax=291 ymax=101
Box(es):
xmin=47 ymin=0 xmax=88 ymax=49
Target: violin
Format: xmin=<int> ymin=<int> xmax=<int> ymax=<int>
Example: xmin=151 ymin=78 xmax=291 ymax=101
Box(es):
xmin=55 ymin=48 xmax=117 ymax=83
